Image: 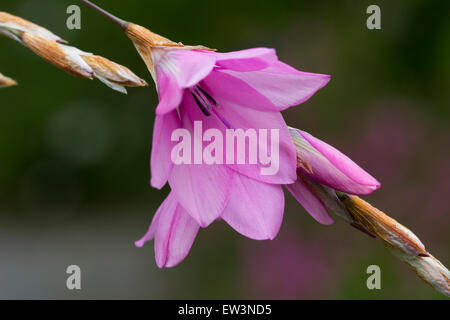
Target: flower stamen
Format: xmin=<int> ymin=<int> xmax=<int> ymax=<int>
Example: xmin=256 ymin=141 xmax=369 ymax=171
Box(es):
xmin=189 ymin=85 xmax=232 ymax=128
xmin=190 ymin=85 xmax=217 ymax=116
xmin=190 ymin=88 xmax=211 ymax=116
xmin=196 ymin=85 xmax=217 ymax=107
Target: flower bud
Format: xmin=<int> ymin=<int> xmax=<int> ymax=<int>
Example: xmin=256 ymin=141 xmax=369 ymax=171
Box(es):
xmin=21 ymin=32 xmax=94 ymax=79
xmin=81 ymin=54 xmax=147 ymax=93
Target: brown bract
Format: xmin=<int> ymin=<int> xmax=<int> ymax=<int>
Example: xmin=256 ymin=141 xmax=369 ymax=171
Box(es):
xmin=338 ymin=193 xmax=450 ymax=296
xmin=124 ymin=23 xmax=181 ymax=79
xmin=21 ymin=32 xmax=93 ymax=79
xmin=124 ymin=23 xmax=215 ymax=79
xmin=296 ymin=152 xmax=314 ymax=175
xmin=340 ymin=194 xmax=428 ymax=256
xmin=125 ymin=23 xmax=183 ymax=48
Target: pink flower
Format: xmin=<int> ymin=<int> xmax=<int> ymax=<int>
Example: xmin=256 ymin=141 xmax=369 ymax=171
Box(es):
xmin=135 ymin=45 xmax=330 ymax=267
xmin=70 ymin=6 xmax=375 ymax=268
xmin=72 ymin=1 xmax=381 ymax=272
xmin=118 ymin=21 xmax=379 ymax=268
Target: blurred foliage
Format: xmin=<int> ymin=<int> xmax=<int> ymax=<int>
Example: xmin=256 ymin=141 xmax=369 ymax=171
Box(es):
xmin=0 ymin=0 xmax=448 ymax=299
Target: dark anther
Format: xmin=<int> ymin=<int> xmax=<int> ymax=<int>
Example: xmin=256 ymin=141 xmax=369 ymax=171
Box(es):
xmin=191 ymin=92 xmax=211 ymax=116
xmin=197 ymin=86 xmax=217 ymax=107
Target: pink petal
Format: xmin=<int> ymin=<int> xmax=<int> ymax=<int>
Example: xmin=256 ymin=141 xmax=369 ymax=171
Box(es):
xmin=208 ymin=96 xmax=297 ymax=184
xmin=155 ymin=71 xmax=183 ymax=115
xmin=169 ymin=162 xmax=233 ymax=228
xmin=202 ymin=61 xmax=330 ymax=112
xmin=296 ymin=129 xmax=381 ymax=195
xmin=214 ymin=48 xmax=278 ymax=72
xmin=135 ymin=192 xmax=178 ymax=248
xmin=167 ymin=100 xmax=234 ymax=227
xmin=285 ymin=178 xmax=334 ymax=225
xmin=222 ymin=173 xmax=284 ymax=240
xmin=135 ymin=192 xmax=200 ymax=268
xmin=242 ymin=61 xmax=331 ymax=110
xmin=155 ymin=49 xmax=216 ymax=88
xmin=166 ymin=95 xmax=235 ymax=227
xmin=181 ymin=93 xmax=297 ymax=184
xmin=154 ymin=49 xmax=216 ymax=115
xmin=134 ymin=204 xmax=163 ymax=248
xmin=156 ymin=203 xmax=200 ymax=268
xmin=150 ymin=110 xmax=181 ymax=189
xmin=177 ymin=91 xmax=297 ymax=185
xmin=202 ymin=70 xmax=275 ymax=110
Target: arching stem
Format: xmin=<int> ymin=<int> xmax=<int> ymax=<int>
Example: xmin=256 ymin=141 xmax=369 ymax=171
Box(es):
xmin=78 ymin=0 xmax=129 ymax=30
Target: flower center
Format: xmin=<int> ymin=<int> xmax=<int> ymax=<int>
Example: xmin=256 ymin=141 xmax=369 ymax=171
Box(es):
xmin=190 ymin=85 xmax=231 ymax=129
xmin=190 ymin=85 xmax=216 ymax=116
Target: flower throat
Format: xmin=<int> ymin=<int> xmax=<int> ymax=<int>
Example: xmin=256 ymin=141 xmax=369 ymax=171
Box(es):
xmin=190 ymin=85 xmax=231 ymax=129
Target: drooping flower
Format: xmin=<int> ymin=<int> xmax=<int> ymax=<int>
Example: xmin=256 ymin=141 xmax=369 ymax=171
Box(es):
xmin=135 ymin=44 xmax=330 ymax=231
xmin=122 ymin=24 xmax=336 ymax=267
xmin=0 ymin=11 xmax=147 ymax=93
xmin=77 ymin=1 xmax=379 ymax=268
xmin=135 ymin=46 xmax=331 ymax=267
xmin=120 ymin=17 xmax=331 ymax=268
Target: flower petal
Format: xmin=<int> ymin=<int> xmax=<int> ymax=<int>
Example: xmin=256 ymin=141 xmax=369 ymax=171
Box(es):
xmin=169 ymin=162 xmax=233 ymax=228
xmin=154 ymin=49 xmax=217 ymax=115
xmin=150 ymin=110 xmax=181 ymax=189
xmin=229 ymin=61 xmax=331 ymax=110
xmin=176 ymin=91 xmax=297 ymax=185
xmin=202 ymin=61 xmax=330 ymax=111
xmin=135 ymin=192 xmax=179 ymax=248
xmin=292 ymin=129 xmax=381 ymax=195
xmin=210 ymin=97 xmax=297 ymax=184
xmin=135 ymin=192 xmax=200 ymax=268
xmin=154 ymin=48 xmax=216 ymax=88
xmin=155 ymin=71 xmax=183 ymax=115
xmin=202 ymin=70 xmax=275 ymax=110
xmin=168 ymin=101 xmax=234 ymax=226
xmin=157 ymin=203 xmax=200 ymax=268
xmin=222 ymin=173 xmax=284 ymax=240
xmin=134 ymin=204 xmax=162 ymax=248
xmin=285 ymin=178 xmax=334 ymax=225
xmin=214 ymin=48 xmax=278 ymax=72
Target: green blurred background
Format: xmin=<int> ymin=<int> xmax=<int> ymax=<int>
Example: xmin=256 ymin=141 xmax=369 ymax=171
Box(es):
xmin=0 ymin=0 xmax=449 ymax=299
